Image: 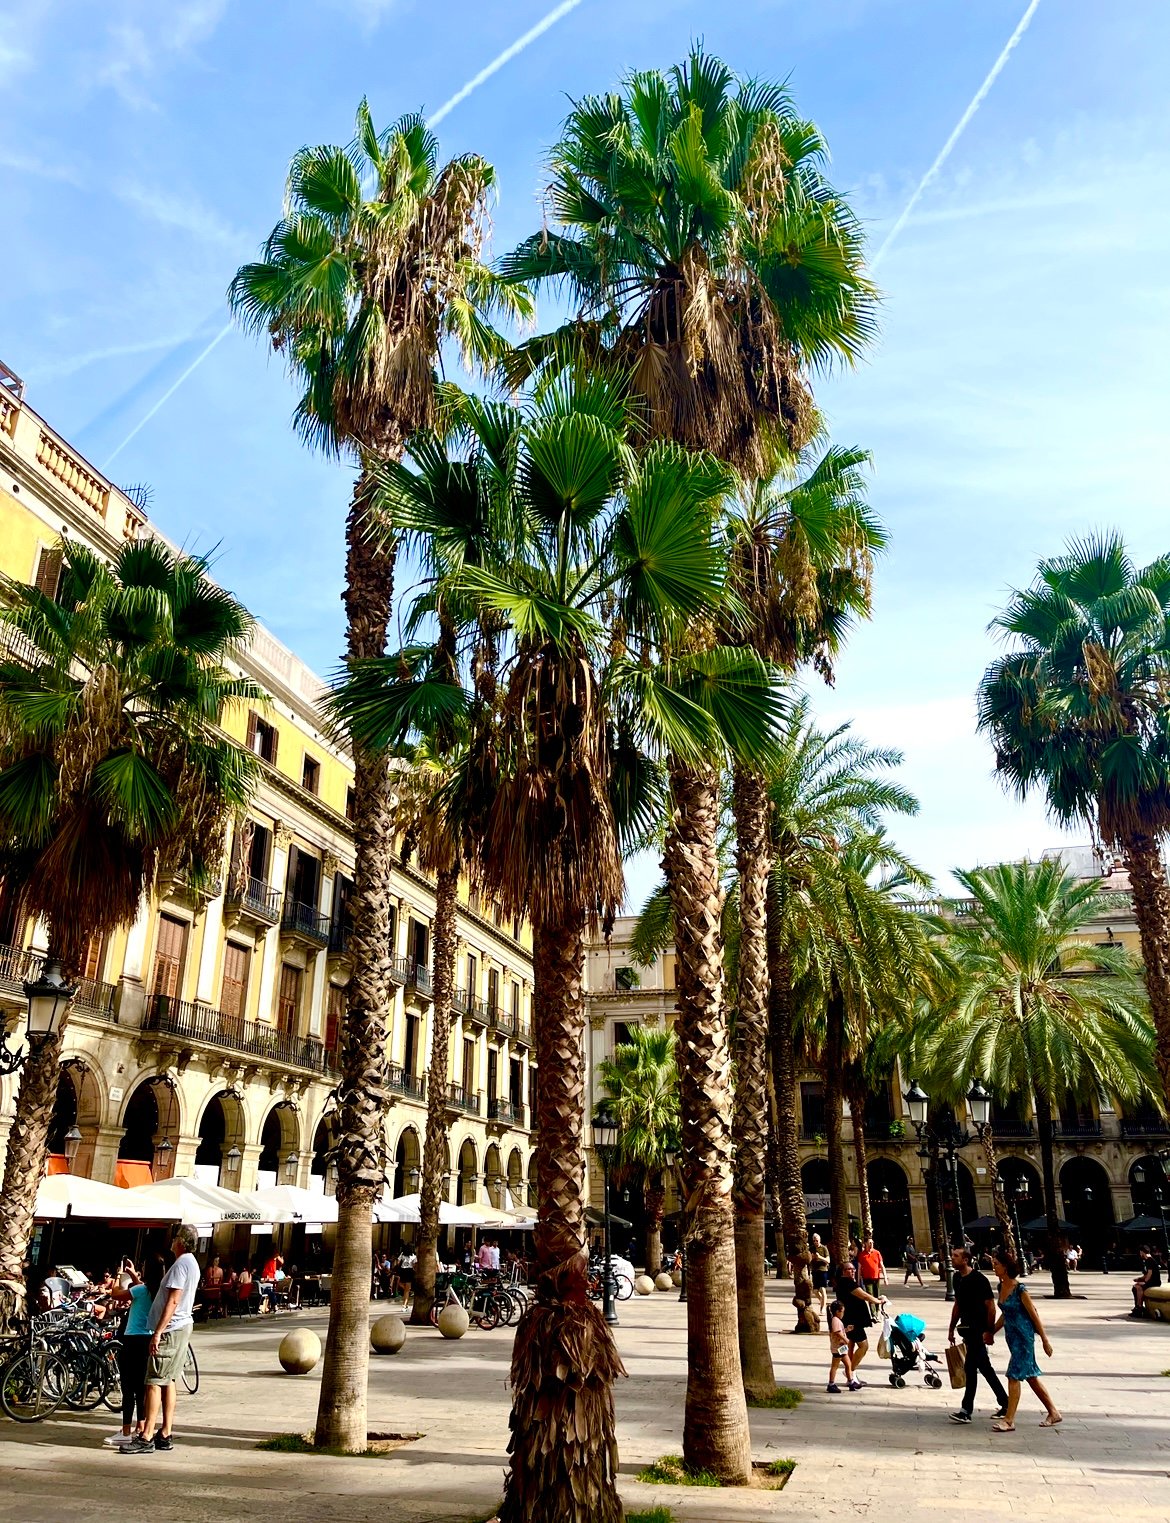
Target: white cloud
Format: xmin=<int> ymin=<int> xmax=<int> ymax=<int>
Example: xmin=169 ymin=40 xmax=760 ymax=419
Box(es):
xmin=95 ymin=0 xmax=227 ymax=110
xmin=114 ymin=181 xmax=247 ymax=251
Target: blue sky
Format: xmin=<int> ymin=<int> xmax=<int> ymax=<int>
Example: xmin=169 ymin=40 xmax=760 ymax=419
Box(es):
xmin=4 ymin=0 xmax=1169 ymax=904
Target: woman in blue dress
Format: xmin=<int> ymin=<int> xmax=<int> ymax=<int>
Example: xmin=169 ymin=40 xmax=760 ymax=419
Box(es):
xmin=990 ymin=1246 xmax=1061 ymax=1430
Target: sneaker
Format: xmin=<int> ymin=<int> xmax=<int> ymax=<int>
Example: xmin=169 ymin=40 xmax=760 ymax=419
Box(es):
xmin=990 ymin=1409 xmax=1008 ymax=1420
xmin=847 ymin=1380 xmax=863 ymax=1391
xmin=121 ymin=1436 xmax=156 ymax=1456
xmin=153 ymin=1435 xmax=174 ymax=1452
xmin=826 ymin=1383 xmax=841 ymax=1393
xmin=949 ymin=1411 xmax=972 ymax=1424
xmin=103 ymin=1432 xmax=131 ymax=1448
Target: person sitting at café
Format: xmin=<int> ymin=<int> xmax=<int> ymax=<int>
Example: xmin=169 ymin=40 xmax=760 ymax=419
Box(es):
xmin=1132 ymin=1245 xmax=1163 ymax=1316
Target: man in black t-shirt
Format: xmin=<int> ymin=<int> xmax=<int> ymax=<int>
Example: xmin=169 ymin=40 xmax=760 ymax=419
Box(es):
xmin=946 ymin=1246 xmax=1008 ymax=1423
xmin=1132 ymin=1247 xmax=1163 ymax=1315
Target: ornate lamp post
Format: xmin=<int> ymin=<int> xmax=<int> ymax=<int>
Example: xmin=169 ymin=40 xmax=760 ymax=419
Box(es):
xmin=591 ymin=1105 xmax=620 ymax=1327
xmin=282 ymin=1152 xmax=299 ymax=1185
xmin=63 ymin=1124 xmax=82 ymax=1171
xmin=152 ymin=1136 xmax=174 ymax=1180
xmin=0 ymin=960 xmax=76 ymax=1076
xmin=904 ymin=1079 xmax=973 ymax=1303
xmin=223 ymin=1145 xmax=243 ymax=1190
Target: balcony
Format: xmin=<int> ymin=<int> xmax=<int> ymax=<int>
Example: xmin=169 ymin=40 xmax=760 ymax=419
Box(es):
xmin=1120 ymin=1118 xmax=1170 ymax=1139
xmin=0 ymin=943 xmax=116 ymax=1022
xmin=405 ymin=961 xmax=433 ymax=1001
xmin=224 ymin=875 xmax=282 ymax=932
xmin=514 ymin=1020 xmax=533 ymax=1049
xmin=463 ymin=993 xmax=490 ymax=1029
xmin=446 ymin=1082 xmax=481 ymax=1116
xmin=1053 ymin=1119 xmax=1102 ymax=1139
xmin=281 ymin=900 xmax=330 ymax=949
xmin=863 ymin=1122 xmax=909 ymax=1144
xmin=487 ymin=1096 xmax=524 ymax=1128
xmin=387 ymin=1063 xmax=426 ymax=1102
xmin=73 ymin=974 xmax=118 ymax=1021
xmin=327 ymin=920 xmax=352 ymax=962
xmin=389 ymin=955 xmax=410 ymax=985
xmin=143 ymin=994 xmax=329 ymax=1074
xmin=451 ymin=986 xmax=469 ymax=1015
xmin=489 ymin=1006 xmax=514 ymax=1039
xmin=991 ymin=1120 xmax=1035 ymax=1139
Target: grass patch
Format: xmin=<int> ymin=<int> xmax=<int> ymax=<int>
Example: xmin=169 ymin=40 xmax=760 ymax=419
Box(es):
xmin=627 ymin=1510 xmax=676 ymax=1523
xmin=747 ymin=1386 xmax=803 ymax=1410
xmin=763 ymin=1458 xmax=796 ymax=1480
xmin=257 ymin=1431 xmax=420 ymax=1457
xmin=637 ymin=1454 xmax=721 ymax=1487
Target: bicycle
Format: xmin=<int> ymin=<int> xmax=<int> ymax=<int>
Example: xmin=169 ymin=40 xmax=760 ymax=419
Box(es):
xmin=0 ymin=1317 xmax=69 ymax=1423
xmin=182 ymin=1341 xmax=199 ymax=1395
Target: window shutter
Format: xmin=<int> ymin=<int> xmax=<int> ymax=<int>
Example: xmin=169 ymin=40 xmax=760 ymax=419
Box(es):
xmin=34 ymin=546 xmax=63 ymax=601
xmin=246 ymin=711 xmax=257 ymax=751
xmin=269 ymin=724 xmax=279 ymax=767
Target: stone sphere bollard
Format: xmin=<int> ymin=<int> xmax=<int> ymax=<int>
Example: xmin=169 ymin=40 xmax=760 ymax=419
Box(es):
xmin=370 ymin=1314 xmax=407 ymax=1355
xmin=437 ymin=1302 xmax=470 ymax=1339
xmin=278 ymin=1327 xmax=321 ymax=1374
xmin=634 ymin=1274 xmax=656 ymax=1296
xmin=654 ymin=1272 xmax=674 ymax=1292
xmin=671 ymin=1270 xmax=683 ymax=1286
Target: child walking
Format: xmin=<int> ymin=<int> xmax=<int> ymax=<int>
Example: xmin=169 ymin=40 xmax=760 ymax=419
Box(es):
xmin=827 ymin=1299 xmax=863 ymax=1393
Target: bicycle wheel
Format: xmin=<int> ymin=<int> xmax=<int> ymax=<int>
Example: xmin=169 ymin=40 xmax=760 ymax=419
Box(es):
xmin=473 ymin=1295 xmax=500 ymax=1331
xmin=62 ymin=1350 xmax=108 ymax=1411
xmin=1 ymin=1351 xmax=69 ymax=1423
xmin=181 ymin=1343 xmax=199 ymax=1395
xmin=99 ymin=1345 xmax=122 ymax=1411
xmin=613 ymin=1273 xmax=634 ymax=1302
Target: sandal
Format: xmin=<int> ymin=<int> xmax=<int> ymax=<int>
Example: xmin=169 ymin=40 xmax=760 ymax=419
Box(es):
xmin=991 ymin=1420 xmax=1015 ymax=1432
xmin=1039 ymin=1414 xmax=1062 ymax=1427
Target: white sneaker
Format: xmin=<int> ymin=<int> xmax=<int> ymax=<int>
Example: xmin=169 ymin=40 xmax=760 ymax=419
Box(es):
xmin=104 ymin=1433 xmax=133 ymax=1448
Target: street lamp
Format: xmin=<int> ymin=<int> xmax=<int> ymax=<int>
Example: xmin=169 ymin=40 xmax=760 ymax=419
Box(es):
xmin=63 ymin=1124 xmax=82 ymax=1169
xmin=591 ymin=1105 xmax=620 ymax=1327
xmin=0 ymin=960 xmax=77 ymax=1076
xmin=966 ymin=1078 xmax=992 ymax=1133
xmin=282 ymin=1152 xmax=299 ymax=1185
xmin=998 ymin=1172 xmax=1030 ymax=1274
xmin=152 ymin=1136 xmax=174 ymax=1179
xmin=903 ymin=1079 xmax=972 ymax=1302
xmin=324 ymin=1156 xmax=339 ymax=1197
xmin=223 ymin=1145 xmax=243 ymax=1189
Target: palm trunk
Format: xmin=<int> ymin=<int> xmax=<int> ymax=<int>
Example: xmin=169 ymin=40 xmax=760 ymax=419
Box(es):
xmin=664 ymin=761 xmax=752 ymax=1484
xmin=315 ymin=473 xmax=397 ymax=1451
xmin=412 ymin=862 xmax=459 ymax=1326
xmin=644 ymin=1171 xmax=665 ymax=1278
xmin=767 ymin=887 xmax=806 ymax=1266
xmin=1122 ymin=828 xmax=1170 ymax=1112
xmin=980 ymin=1128 xmax=1015 ymax=1259
xmin=824 ymin=991 xmax=849 ymax=1269
xmin=730 ymin=764 xmax=775 ymax=1401
xmin=1033 ymin=1090 xmax=1071 ymax=1299
xmin=499 ymin=921 xmax=624 ymax=1523
xmin=847 ymin=1071 xmax=872 ymax=1241
xmin=765 ymin=1069 xmax=789 ymax=1280
xmin=0 ymin=1026 xmax=64 ymax=1332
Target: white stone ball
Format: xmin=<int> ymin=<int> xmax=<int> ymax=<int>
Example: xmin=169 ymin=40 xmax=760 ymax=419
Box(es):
xmin=671 ymin=1270 xmax=683 ymax=1286
xmin=437 ymin=1303 xmax=470 ymax=1339
xmin=634 ymin=1274 xmax=656 ymax=1296
xmin=278 ymin=1327 xmax=321 ymax=1374
xmin=370 ymin=1314 xmax=407 ymax=1355
xmin=654 ymin=1272 xmax=674 ymax=1292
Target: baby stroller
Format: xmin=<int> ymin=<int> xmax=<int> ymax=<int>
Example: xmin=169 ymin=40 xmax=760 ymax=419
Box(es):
xmin=882 ymin=1310 xmax=944 ymax=1389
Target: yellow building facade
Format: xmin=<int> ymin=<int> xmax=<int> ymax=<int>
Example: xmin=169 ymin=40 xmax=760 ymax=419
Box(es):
xmin=0 ymin=361 xmax=537 ymax=1216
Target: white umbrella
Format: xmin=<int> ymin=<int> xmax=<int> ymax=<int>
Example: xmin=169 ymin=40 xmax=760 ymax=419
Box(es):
xmin=373 ymin=1191 xmax=512 ymax=1228
xmin=128 ymin=1176 xmax=274 ymax=1225
xmin=34 ymin=1174 xmax=175 ymax=1223
xmin=247 ymin=1184 xmax=339 ymax=1225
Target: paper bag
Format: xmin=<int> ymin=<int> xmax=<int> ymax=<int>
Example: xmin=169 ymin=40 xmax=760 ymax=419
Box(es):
xmin=945 ymin=1342 xmax=966 ymax=1389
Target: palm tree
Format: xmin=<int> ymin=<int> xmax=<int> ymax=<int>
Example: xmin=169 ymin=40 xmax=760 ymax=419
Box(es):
xmin=723 ymin=444 xmax=884 ymax=1394
xmin=917 ymin=860 xmax=1157 ymax=1298
xmin=229 ymin=101 xmax=529 ymax=1450
xmin=978 ymin=535 xmax=1170 ymax=1112
xmin=0 ymin=539 xmax=258 ymax=1321
xmin=334 ymin=379 xmax=781 ymax=1521
xmin=597 ymin=1026 xmax=680 ymax=1275
xmin=503 ymin=52 xmax=876 ymax=1476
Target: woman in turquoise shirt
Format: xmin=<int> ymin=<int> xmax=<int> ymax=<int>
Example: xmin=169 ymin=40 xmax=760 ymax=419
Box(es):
xmin=106 ymin=1254 xmax=166 ymax=1449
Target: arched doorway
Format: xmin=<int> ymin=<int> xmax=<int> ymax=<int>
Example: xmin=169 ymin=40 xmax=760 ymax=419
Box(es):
xmin=801 ymin=1157 xmax=830 ymax=1199
xmin=118 ymin=1078 xmax=180 ymax=1180
xmin=456 ymin=1138 xmax=478 ymax=1205
xmin=258 ymin=1103 xmax=300 ymax=1189
xmin=868 ymin=1158 xmax=912 ymax=1264
xmin=195 ymin=1090 xmax=247 ymax=1189
xmin=507 ymin=1148 xmax=523 ymax=1208
xmin=484 ymin=1143 xmax=504 ymax=1209
xmin=527 ymin=1154 xmax=537 ymax=1209
xmin=310 ymin=1114 xmax=336 ymax=1194
xmin=1129 ymin=1153 xmax=1169 ymax=1214
xmin=996 ymin=1154 xmax=1043 ymax=1246
xmin=1059 ymin=1156 xmax=1115 ymax=1267
xmin=393 ymin=1128 xmax=422 ymax=1197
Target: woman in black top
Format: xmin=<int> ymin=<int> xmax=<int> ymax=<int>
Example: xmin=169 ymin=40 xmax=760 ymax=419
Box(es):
xmin=836 ymin=1266 xmax=886 ymax=1375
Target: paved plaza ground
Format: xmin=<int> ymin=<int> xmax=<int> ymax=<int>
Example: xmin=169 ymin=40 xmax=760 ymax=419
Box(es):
xmin=1 ymin=1273 xmax=1167 ymax=1521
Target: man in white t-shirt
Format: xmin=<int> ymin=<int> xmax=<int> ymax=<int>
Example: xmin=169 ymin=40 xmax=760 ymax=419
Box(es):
xmin=124 ymin=1225 xmax=201 ymax=1455
xmin=488 ymin=1241 xmax=501 ymax=1272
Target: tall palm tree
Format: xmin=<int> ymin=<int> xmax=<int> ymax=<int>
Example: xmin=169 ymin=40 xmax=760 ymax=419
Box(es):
xmin=334 ymin=378 xmax=781 ymax=1522
xmin=597 ymin=1026 xmax=680 ymax=1275
xmin=503 ymin=51 xmax=876 ymax=1477
xmin=978 ymin=535 xmax=1170 ymax=1111
xmin=0 ymin=540 xmax=258 ymax=1322
xmin=916 ymin=860 xmax=1157 ymax=1298
xmin=229 ymin=101 xmax=528 ymax=1450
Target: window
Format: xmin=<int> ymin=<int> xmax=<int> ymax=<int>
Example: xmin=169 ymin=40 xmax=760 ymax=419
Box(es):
xmin=33 ymin=544 xmax=63 ymax=601
xmin=151 ymin=915 xmax=188 ymax=1001
xmin=462 ymin=1038 xmax=475 ymax=1096
xmin=404 ymin=1013 xmax=419 ymax=1077
xmin=493 ymin=903 xmax=503 ymax=928
xmin=277 ymin=963 xmax=303 ymax=1034
xmin=510 ymin=1058 xmax=523 ymax=1109
xmin=245 ymin=712 xmax=278 ymax=764
xmin=487 ymin=1048 xmax=498 ymax=1102
xmin=82 ymin=935 xmax=106 ymax=982
xmin=512 ymin=917 xmax=521 ymax=940
xmin=301 ymin=754 xmax=320 ymax=795
xmin=325 ymin=982 xmax=345 ymax=1054
xmin=511 ymin=981 xmax=520 ymax=1021
xmin=469 ymin=886 xmax=481 ymax=915
xmin=411 ymin=919 xmax=429 ymax=969
xmin=345 ymin=786 xmax=356 ymax=822
xmin=246 ymin=823 xmax=271 ymax=883
xmin=388 ymin=904 xmax=397 ymax=957
xmin=614 ymin=1020 xmax=636 ymax=1051
xmin=285 ymin=846 xmax=320 ymax=910
xmin=221 ymin=942 xmax=250 ymax=1021
xmin=488 ymin=968 xmax=500 ymax=1016
xmin=467 ymin=953 xmax=478 ymax=997
xmin=800 ymin=1081 xmax=826 ymax=1137
xmin=614 ymin=965 xmax=640 ymax=991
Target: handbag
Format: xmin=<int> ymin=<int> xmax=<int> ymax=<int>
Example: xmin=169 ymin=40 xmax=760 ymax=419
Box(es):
xmin=945 ymin=1342 xmax=966 ymax=1389
xmin=877 ymin=1332 xmax=890 ymax=1360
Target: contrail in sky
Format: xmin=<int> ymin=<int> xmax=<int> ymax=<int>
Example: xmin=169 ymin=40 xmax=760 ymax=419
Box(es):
xmin=104 ymin=0 xmax=585 ymax=468
xmin=871 ymin=0 xmax=1042 ymax=271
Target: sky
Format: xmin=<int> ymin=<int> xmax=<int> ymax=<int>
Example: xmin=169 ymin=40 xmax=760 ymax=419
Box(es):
xmin=3 ymin=0 xmax=1170 ymax=908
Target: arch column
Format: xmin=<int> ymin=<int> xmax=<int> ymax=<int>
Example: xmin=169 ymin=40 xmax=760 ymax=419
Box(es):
xmin=173 ymin=1131 xmax=202 ymax=1179
xmin=239 ymin=1141 xmax=264 ymax=1193
xmin=88 ymin=1124 xmax=127 ymax=1185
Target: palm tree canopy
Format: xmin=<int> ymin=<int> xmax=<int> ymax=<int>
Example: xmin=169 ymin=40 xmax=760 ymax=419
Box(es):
xmin=500 ymin=48 xmax=877 ymax=475
xmin=0 ymin=539 xmax=260 ymax=967
xmin=912 ymin=859 xmax=1158 ymax=1110
xmin=597 ymin=1025 xmax=680 ymax=1172
xmin=978 ymin=533 xmax=1170 ymax=847
xmin=229 ymin=100 xmax=532 ymax=458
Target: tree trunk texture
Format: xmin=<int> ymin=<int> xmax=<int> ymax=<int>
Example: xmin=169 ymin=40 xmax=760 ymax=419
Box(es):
xmin=664 ymin=761 xmax=753 ymax=1485
xmin=730 ymin=763 xmax=775 ymax=1401
xmin=847 ymin=1071 xmax=872 ymax=1241
xmin=499 ymin=922 xmax=624 ymax=1523
xmin=0 ymin=1026 xmax=64 ymax=1332
xmin=315 ymin=473 xmax=398 ymax=1451
xmin=644 ymin=1171 xmax=666 ymax=1278
xmin=412 ymin=862 xmax=459 ymax=1327
xmin=980 ymin=1128 xmax=1016 ymax=1259
xmin=767 ymin=887 xmax=806 ymax=1266
xmin=1122 ymin=828 xmax=1170 ymax=1112
xmin=765 ymin=1069 xmax=789 ymax=1280
xmin=1032 ymin=1091 xmax=1071 ymax=1300
xmin=824 ymin=992 xmax=850 ymax=1270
